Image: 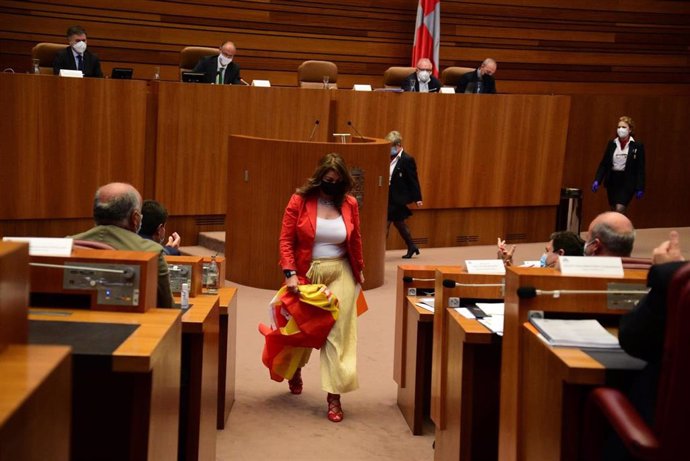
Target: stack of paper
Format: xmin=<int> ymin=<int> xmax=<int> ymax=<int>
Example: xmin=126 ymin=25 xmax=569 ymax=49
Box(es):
xmin=453 ymin=303 xmax=504 ymax=336
xmin=415 ymin=297 xmax=435 ymax=312
xmin=530 ymin=318 xmax=620 ymax=349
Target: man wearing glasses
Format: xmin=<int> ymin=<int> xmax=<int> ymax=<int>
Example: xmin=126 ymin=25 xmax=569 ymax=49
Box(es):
xmin=402 ymin=58 xmax=442 ymax=93
xmin=192 ymin=41 xmax=243 ymax=85
xmin=72 ymin=182 xmax=174 ymax=308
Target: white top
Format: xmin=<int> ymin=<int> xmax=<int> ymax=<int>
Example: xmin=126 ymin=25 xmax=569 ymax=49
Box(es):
xmin=419 ymin=79 xmax=429 ymax=93
xmin=312 ymin=216 xmax=347 ymax=259
xmin=389 ymin=151 xmax=401 ymax=183
xmin=612 ymin=136 xmax=634 ymax=171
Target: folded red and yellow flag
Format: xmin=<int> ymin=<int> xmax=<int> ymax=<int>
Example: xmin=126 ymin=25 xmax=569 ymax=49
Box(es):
xmin=259 ymin=283 xmax=339 ymax=382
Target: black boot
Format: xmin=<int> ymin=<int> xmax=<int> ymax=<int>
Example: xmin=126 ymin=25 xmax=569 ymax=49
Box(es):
xmin=394 ymin=220 xmax=420 ymax=259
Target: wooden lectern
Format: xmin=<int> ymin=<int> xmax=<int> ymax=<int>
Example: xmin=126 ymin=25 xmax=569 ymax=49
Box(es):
xmin=225 ymin=134 xmax=390 ymax=289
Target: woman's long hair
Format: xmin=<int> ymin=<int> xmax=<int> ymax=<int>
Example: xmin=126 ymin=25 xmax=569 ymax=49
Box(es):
xmin=296 ymin=153 xmax=354 ymax=209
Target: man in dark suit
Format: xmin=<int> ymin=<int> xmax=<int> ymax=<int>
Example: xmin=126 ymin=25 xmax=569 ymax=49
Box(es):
xmin=52 ymin=25 xmax=103 ymax=78
xmin=456 ymin=58 xmax=497 ymax=94
xmin=402 ymin=58 xmax=441 ymax=93
xmin=192 ymin=41 xmax=243 ymax=85
xmin=386 ymin=131 xmax=423 ymax=258
xmin=138 ymin=200 xmax=182 ymax=256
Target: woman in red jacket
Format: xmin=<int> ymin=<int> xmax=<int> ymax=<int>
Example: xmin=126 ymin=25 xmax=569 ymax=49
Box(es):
xmin=279 ymin=153 xmax=365 ymax=423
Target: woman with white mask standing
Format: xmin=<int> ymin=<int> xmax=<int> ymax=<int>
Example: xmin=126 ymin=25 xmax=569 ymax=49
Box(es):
xmin=592 ymin=116 xmax=646 ymax=215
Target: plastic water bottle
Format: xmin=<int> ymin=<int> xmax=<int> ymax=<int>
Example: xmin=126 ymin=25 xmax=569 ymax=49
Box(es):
xmin=181 ymin=283 xmax=190 ymax=309
xmin=207 ymin=256 xmax=219 ymax=294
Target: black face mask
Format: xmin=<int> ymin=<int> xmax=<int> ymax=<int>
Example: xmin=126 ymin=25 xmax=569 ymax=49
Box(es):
xmin=320 ymin=180 xmax=345 ymax=196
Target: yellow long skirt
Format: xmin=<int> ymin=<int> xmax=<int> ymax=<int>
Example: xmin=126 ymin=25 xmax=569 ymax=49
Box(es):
xmin=302 ymin=257 xmax=359 ymax=394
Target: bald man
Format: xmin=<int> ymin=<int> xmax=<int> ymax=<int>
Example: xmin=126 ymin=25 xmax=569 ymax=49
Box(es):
xmin=457 ymin=58 xmax=497 ymax=94
xmin=72 ymin=182 xmax=174 ymax=308
xmin=402 ymin=58 xmax=442 ymax=93
xmin=192 ymin=40 xmax=242 ymax=85
xmin=583 ymin=211 xmax=635 ymax=257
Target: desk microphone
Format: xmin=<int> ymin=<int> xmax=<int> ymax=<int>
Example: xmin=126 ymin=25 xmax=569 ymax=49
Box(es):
xmin=240 ymin=78 xmax=250 ymax=86
xmin=443 ymin=279 xmax=505 ymax=289
xmin=517 ymin=286 xmax=649 ymax=299
xmin=403 ymin=276 xmax=434 ymax=283
xmin=308 ymin=120 xmax=320 ymax=141
xmin=347 ymin=120 xmax=365 ymax=140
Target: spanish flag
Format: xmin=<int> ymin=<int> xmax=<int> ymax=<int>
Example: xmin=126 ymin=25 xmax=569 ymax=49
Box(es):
xmin=259 ymin=283 xmax=339 ymax=382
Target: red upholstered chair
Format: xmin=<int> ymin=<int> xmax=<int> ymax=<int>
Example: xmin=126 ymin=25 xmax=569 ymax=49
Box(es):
xmin=73 ymin=240 xmax=116 ymax=251
xmin=31 ymin=43 xmax=67 ymax=75
xmin=584 ymin=262 xmax=690 ymax=460
xmin=179 ymin=46 xmax=218 ymax=80
xmin=383 ymin=66 xmax=415 ymax=89
xmin=297 ymin=60 xmax=337 ymax=89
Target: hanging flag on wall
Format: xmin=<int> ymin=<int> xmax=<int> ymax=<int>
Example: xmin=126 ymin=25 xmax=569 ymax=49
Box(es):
xmin=411 ymin=0 xmax=440 ymax=76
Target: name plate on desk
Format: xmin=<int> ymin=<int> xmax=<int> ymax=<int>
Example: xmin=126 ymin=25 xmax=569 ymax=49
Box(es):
xmin=353 ymin=84 xmax=372 ymax=91
xmin=439 ymin=87 xmax=455 ymax=94
xmin=251 ymin=79 xmax=271 ymax=87
xmin=558 ymin=256 xmax=624 ymax=277
xmin=3 ymin=237 xmax=73 ymax=256
xmin=465 ymin=259 xmax=506 ymax=275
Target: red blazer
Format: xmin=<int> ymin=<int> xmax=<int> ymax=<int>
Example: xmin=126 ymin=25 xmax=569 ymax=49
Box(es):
xmin=279 ymin=193 xmax=364 ymax=284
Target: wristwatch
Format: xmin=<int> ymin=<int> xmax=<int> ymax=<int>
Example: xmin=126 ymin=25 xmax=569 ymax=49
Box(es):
xmin=283 ymin=269 xmax=297 ymax=278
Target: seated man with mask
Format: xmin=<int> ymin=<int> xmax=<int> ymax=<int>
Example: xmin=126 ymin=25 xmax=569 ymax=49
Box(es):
xmin=71 ymin=182 xmax=174 ymax=308
xmin=457 ymin=58 xmax=497 ymax=94
xmin=192 ymin=40 xmax=243 ymax=85
xmin=53 ymin=25 xmax=103 ymax=78
xmin=138 ymin=200 xmax=182 ymax=256
xmin=402 ymin=58 xmax=441 ymax=93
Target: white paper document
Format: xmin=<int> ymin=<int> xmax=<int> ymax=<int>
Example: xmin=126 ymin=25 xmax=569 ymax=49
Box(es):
xmin=2 ymin=237 xmax=73 ymax=256
xmin=479 ymin=316 xmax=504 ymax=336
xmin=474 ymin=303 xmax=505 ymax=316
xmin=465 ymin=259 xmax=506 ymax=275
xmin=415 ymin=297 xmax=435 ymax=312
xmin=530 ymin=318 xmax=620 ymax=349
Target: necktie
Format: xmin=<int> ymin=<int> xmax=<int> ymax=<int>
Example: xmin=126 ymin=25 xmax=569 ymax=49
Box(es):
xmin=217 ymin=67 xmax=225 ymax=85
xmin=76 ymin=54 xmax=83 ymax=71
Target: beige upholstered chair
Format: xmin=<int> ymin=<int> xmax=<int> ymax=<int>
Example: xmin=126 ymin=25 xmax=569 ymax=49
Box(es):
xmin=440 ymin=66 xmax=475 ymax=88
xmin=179 ymin=46 xmax=218 ymax=80
xmin=31 ymin=43 xmax=67 ymax=75
xmin=383 ymin=66 xmax=416 ymax=89
xmin=297 ymin=60 xmax=338 ymax=89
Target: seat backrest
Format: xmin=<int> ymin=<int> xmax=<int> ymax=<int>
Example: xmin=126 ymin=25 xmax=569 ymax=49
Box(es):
xmin=179 ymin=46 xmax=218 ymax=79
xmin=32 ymin=43 xmax=66 ymax=75
xmin=72 ymin=240 xmax=116 ymax=250
xmin=441 ymin=66 xmax=474 ymax=87
xmin=297 ymin=60 xmax=338 ymax=89
xmin=655 ymin=262 xmax=690 ymax=459
xmin=383 ymin=66 xmax=416 ymax=89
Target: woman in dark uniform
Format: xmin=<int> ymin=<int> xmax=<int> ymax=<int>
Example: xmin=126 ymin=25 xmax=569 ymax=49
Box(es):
xmin=592 ymin=116 xmax=646 ymax=214
xmin=386 ymin=131 xmax=423 ymax=258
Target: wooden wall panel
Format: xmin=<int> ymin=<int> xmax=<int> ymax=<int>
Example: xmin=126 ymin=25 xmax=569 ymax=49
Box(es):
xmin=1 ymin=1 xmax=688 ymax=94
xmin=155 ymin=84 xmax=331 ymax=215
xmin=0 ymin=73 xmax=148 ymax=220
xmin=332 ymin=91 xmax=571 ymax=209
xmin=563 ymin=94 xmax=690 ymax=229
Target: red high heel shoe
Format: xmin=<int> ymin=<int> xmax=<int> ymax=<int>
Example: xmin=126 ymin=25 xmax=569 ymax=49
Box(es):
xmin=327 ymin=393 xmax=343 ymax=422
xmin=288 ymin=368 xmax=303 ymax=395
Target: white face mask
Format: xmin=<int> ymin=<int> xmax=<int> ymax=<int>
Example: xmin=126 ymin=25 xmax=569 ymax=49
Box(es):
xmin=617 ymin=127 xmax=629 ymax=138
xmin=417 ymin=70 xmax=431 ymax=83
xmin=219 ymin=54 xmax=232 ymax=67
xmin=72 ymin=41 xmax=87 ymax=54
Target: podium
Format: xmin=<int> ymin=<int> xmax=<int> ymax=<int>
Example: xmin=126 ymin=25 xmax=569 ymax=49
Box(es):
xmin=225 ymin=134 xmax=390 ymax=289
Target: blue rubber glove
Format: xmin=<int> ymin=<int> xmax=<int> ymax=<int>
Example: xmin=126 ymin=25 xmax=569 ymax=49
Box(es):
xmin=635 ymin=190 xmax=644 ymax=199
xmin=591 ymin=181 xmax=599 ymax=193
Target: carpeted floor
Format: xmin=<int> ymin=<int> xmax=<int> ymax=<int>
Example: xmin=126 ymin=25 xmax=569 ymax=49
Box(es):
xmin=215 ymin=227 xmax=688 ymax=461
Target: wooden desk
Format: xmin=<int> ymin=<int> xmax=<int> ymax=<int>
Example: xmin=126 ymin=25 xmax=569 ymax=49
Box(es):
xmin=520 ymin=324 xmax=644 ymax=461
xmin=432 ymin=267 xmax=503 ymax=461
xmin=394 ymin=264 xmax=458 ymax=435
xmin=28 ymin=307 xmax=181 ymax=461
xmin=498 ymin=267 xmax=648 ymax=461
xmin=179 ymin=295 xmax=220 ymax=461
xmin=216 ymin=287 xmax=238 ymax=429
xmin=396 ymin=295 xmax=434 ymax=435
xmin=0 ymin=344 xmax=71 ymax=461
